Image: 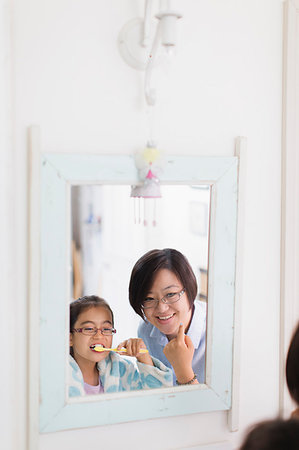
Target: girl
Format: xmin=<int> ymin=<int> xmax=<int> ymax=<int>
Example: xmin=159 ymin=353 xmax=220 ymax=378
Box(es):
xmin=69 ymin=295 xmax=172 ymax=397
xmin=129 ymin=248 xmax=206 ymax=386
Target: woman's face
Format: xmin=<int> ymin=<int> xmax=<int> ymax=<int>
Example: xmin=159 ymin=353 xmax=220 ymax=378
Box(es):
xmin=70 ymin=306 xmax=114 ymax=367
xmin=143 ymin=269 xmax=192 ymax=340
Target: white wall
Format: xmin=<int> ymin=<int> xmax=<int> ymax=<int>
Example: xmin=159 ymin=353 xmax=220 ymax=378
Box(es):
xmin=2 ymin=0 xmax=284 ymax=449
xmin=0 ymin=2 xmax=16 ymax=449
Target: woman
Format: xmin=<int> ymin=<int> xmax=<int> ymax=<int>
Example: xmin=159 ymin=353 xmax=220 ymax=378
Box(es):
xmin=286 ymin=321 xmax=299 ymax=418
xmin=129 ymin=248 xmax=206 ymax=385
xmin=239 ymin=418 xmax=299 ymax=450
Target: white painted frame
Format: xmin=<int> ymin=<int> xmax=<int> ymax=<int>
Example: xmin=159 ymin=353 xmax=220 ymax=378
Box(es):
xmin=280 ymin=0 xmax=299 ymax=417
xmin=28 ymin=126 xmax=240 ymax=437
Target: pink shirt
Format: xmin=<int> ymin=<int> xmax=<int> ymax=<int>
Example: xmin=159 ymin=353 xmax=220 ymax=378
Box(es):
xmin=83 ymin=375 xmax=104 ymax=395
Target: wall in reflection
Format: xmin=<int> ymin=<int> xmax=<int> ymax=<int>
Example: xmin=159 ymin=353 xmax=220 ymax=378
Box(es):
xmin=71 ymin=184 xmax=210 ymax=343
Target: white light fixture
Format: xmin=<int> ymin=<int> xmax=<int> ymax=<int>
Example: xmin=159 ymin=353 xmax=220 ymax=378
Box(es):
xmin=118 ymin=0 xmax=182 ymax=106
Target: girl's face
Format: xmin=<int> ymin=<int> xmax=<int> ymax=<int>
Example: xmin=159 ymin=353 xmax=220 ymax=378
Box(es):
xmin=143 ymin=269 xmax=192 ymax=340
xmin=70 ymin=306 xmax=114 ymax=366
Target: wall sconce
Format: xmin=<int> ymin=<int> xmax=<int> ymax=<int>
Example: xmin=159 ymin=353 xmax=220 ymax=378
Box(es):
xmin=118 ymin=0 xmax=182 ymax=106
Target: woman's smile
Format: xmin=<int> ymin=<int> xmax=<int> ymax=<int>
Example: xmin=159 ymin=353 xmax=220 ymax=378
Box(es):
xmin=156 ymin=313 xmax=175 ymax=322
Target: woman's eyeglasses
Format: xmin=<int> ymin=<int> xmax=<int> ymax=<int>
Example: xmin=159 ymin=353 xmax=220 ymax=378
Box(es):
xmin=141 ymin=289 xmax=185 ymax=310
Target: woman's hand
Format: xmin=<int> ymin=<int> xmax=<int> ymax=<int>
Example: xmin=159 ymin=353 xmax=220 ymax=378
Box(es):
xmin=116 ymin=338 xmax=153 ymax=366
xmin=163 ymin=324 xmax=198 ymax=384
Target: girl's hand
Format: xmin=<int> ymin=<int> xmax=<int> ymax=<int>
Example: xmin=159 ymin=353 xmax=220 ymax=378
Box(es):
xmin=163 ymin=324 xmax=198 ymax=384
xmin=116 ymin=338 xmax=153 ymax=366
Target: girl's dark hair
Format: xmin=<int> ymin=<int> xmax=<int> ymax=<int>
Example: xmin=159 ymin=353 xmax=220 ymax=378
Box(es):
xmin=239 ymin=419 xmax=299 ymax=450
xmin=286 ymin=322 xmax=299 ymax=405
xmin=70 ymin=295 xmax=114 ymax=331
xmin=129 ymin=248 xmax=198 ymax=319
xmin=70 ymin=295 xmax=114 ymax=356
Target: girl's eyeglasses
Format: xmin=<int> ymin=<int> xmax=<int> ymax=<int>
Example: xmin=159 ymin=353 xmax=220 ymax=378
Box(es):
xmin=72 ymin=327 xmax=117 ymax=336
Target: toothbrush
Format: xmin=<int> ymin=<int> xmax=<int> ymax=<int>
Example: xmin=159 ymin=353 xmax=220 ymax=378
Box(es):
xmin=91 ymin=345 xmax=148 ymax=353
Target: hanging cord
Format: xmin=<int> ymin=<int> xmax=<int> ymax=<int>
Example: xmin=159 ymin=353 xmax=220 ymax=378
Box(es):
xmin=146 ymin=104 xmax=156 ymax=147
xmin=133 ymin=197 xmax=137 ymax=224
xmin=138 ymin=197 xmax=141 ymax=224
xmin=153 ymin=198 xmax=157 ymax=227
xmin=144 ymin=20 xmax=161 ymax=106
xmin=144 ymin=198 xmax=148 ymax=226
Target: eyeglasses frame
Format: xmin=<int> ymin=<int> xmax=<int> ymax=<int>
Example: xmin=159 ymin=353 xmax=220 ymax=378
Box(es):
xmin=141 ymin=288 xmax=185 ymax=310
xmin=72 ymin=326 xmax=117 ymax=336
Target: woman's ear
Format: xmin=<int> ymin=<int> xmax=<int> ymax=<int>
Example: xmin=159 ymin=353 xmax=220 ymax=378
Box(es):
xmin=69 ymin=333 xmax=73 ymax=347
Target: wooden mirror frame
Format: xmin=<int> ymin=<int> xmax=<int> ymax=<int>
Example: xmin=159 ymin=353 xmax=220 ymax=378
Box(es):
xmin=28 ymin=126 xmax=242 ymax=437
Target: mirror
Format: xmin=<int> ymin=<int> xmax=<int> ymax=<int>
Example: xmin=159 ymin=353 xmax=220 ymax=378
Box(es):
xmin=71 ymin=184 xmax=210 ymax=344
xmin=29 ymin=142 xmax=239 ymax=433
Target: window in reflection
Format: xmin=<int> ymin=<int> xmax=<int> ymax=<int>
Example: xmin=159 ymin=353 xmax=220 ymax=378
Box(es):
xmin=71 ymin=184 xmax=210 ymax=344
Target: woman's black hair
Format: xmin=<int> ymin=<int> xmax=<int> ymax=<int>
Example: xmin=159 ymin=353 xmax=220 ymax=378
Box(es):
xmin=286 ymin=322 xmax=299 ymax=406
xmin=129 ymin=248 xmax=198 ymax=319
xmin=70 ymin=295 xmax=114 ymax=356
xmin=239 ymin=418 xmax=299 ymax=450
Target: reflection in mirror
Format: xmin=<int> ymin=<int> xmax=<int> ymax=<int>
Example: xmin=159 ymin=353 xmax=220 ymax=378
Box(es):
xmin=71 ymin=184 xmax=210 ymax=345
xmin=68 ymin=295 xmax=174 ymax=397
xmin=36 ymin=151 xmax=239 ymax=431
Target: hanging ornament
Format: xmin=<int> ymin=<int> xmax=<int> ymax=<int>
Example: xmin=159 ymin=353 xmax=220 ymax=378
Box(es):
xmin=131 ymin=144 xmax=164 ymax=226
